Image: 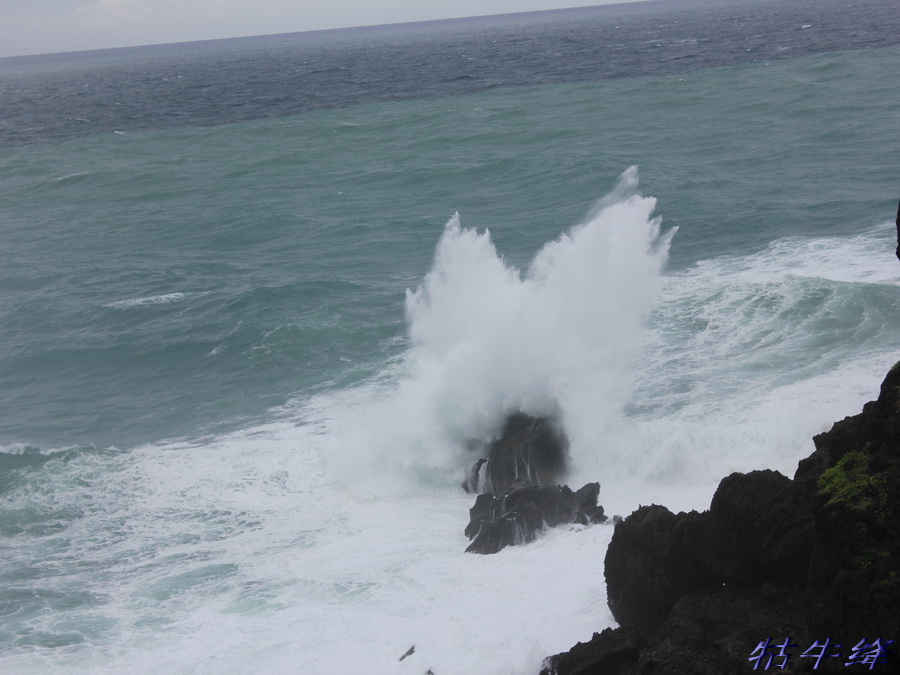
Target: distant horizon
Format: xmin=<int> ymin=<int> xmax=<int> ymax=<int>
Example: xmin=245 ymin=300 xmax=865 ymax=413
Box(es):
xmin=0 ymin=0 xmax=686 ymax=60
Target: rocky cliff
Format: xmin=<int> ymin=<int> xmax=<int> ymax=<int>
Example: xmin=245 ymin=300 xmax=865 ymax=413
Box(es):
xmin=541 ymin=362 xmax=900 ymax=673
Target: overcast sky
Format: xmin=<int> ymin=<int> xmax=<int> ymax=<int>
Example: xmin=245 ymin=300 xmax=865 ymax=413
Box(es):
xmin=0 ymin=0 xmax=655 ymax=59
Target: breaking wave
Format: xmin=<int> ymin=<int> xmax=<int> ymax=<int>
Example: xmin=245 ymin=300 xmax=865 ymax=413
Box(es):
xmin=105 ymin=293 xmax=187 ymax=309
xmin=322 ymin=167 xmax=675 ymax=493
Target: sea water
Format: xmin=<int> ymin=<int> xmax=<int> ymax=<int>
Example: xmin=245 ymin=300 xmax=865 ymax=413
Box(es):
xmin=1 ymin=0 xmax=899 ymax=672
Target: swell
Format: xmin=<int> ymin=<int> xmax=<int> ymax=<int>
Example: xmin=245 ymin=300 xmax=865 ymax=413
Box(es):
xmin=2 ymin=0 xmax=899 ymax=147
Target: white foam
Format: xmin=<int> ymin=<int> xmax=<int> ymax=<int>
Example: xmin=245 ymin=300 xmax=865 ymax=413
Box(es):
xmin=707 ymin=225 xmax=900 ymax=286
xmin=323 ymin=167 xmax=674 ymax=496
xmin=0 ymin=442 xmax=85 ymax=456
xmin=5 ymin=182 xmax=900 ymax=675
xmin=105 ymin=293 xmax=187 ymax=309
xmin=315 ymin=182 xmax=900 ymax=508
xmin=0 ymin=414 xmax=614 ymax=675
xmin=566 ymin=220 xmax=900 ymax=514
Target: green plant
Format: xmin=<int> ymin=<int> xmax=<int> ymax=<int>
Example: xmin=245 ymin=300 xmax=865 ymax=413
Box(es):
xmin=817 ymin=450 xmax=882 ymax=510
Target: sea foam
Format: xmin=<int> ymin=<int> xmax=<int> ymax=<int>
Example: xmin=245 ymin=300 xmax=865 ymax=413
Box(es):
xmin=323 ymin=167 xmax=674 ymax=495
xmin=104 ymin=293 xmax=187 ymax=309
xmin=4 ymin=195 xmax=898 ymax=675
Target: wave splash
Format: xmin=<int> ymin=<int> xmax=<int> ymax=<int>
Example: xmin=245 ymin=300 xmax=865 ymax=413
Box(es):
xmin=325 ymin=167 xmax=674 ymax=493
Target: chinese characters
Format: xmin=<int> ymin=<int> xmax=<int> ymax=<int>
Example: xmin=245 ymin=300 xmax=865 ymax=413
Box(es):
xmin=749 ymin=638 xmax=894 ymax=670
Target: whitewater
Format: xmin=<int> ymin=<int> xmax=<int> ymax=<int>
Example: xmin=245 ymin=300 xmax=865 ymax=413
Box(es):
xmin=2 ymin=1 xmax=900 ymax=672
xmin=4 ymin=169 xmax=898 ymax=674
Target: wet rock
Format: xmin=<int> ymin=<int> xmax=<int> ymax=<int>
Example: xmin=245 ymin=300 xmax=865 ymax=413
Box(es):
xmin=462 ymin=413 xmax=607 ymax=554
xmin=465 ymin=481 xmax=607 ymax=554
xmin=545 ymin=360 xmax=900 ymax=673
xmin=798 ymin=361 xmax=900 ymax=640
xmin=604 ymin=504 xmax=714 ymax=634
xmin=464 ymin=413 xmax=567 ymax=495
xmin=701 ymin=469 xmax=816 ymax=588
xmin=895 ymin=200 xmax=900 ymax=261
xmin=540 ymin=626 xmax=643 ymax=675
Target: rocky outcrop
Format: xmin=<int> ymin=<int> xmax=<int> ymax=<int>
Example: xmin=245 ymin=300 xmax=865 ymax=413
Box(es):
xmin=797 ymin=363 xmax=900 ymax=641
xmin=542 ymin=362 xmax=900 ymax=674
xmin=465 ymin=481 xmax=606 ymax=554
xmin=543 ymin=626 xmax=645 ymax=675
xmin=603 ymin=504 xmax=713 ymax=635
xmin=464 ymin=413 xmax=567 ymax=495
xmin=463 ymin=413 xmax=607 ymax=554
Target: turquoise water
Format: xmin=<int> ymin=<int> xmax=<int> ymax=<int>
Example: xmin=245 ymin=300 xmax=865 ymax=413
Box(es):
xmin=1 ymin=10 xmax=899 ymax=674
xmin=2 ymin=46 xmax=897 ymax=450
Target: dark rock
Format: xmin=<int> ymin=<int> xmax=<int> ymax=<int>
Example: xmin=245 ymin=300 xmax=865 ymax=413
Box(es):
xmin=799 ymin=361 xmax=900 ymax=640
xmin=462 ymin=412 xmax=607 ymax=554
xmin=465 ymin=480 xmax=607 ymax=554
xmin=462 ymin=458 xmax=488 ymax=493
xmin=544 ymin=588 xmax=813 ymax=675
xmin=701 ymin=469 xmax=815 ymax=588
xmin=540 ymin=626 xmax=643 ymax=675
xmin=604 ymin=469 xmax=815 ymax=631
xmin=604 ymin=505 xmax=714 ymax=634
xmin=546 ymin=360 xmax=900 ymax=673
xmin=464 ymin=413 xmax=567 ymax=495
xmin=895 ymin=200 xmax=900 ymax=261
xmin=635 ymin=586 xmax=811 ymax=674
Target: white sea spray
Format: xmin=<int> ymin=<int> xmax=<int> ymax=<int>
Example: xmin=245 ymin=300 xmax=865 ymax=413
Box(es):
xmin=322 ymin=167 xmax=674 ymax=495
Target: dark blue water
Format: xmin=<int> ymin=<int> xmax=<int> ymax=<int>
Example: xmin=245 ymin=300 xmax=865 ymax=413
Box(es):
xmin=1 ymin=0 xmax=898 ymax=147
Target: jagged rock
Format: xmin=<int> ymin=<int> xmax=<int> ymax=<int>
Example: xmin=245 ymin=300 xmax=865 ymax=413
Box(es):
xmin=701 ymin=469 xmax=816 ymax=588
xmin=798 ymin=361 xmax=900 ymax=640
xmin=462 ymin=413 xmax=606 ymax=554
xmin=639 ymin=585 xmax=813 ymax=674
xmin=465 ymin=481 xmax=607 ymax=554
xmin=895 ymin=200 xmax=899 ymax=261
xmin=604 ymin=504 xmax=713 ymax=634
xmin=540 ymin=626 xmax=643 ymax=675
xmin=604 ymin=470 xmax=815 ymax=634
xmin=546 ymin=360 xmax=900 ymax=673
xmin=542 ymin=587 xmax=812 ymax=675
xmin=464 ymin=413 xmax=567 ymax=495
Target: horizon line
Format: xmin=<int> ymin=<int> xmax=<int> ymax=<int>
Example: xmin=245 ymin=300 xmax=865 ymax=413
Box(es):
xmin=0 ymin=0 xmax=714 ymax=62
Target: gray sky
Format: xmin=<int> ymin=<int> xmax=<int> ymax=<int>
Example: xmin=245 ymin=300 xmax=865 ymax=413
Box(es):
xmin=0 ymin=0 xmax=652 ymax=59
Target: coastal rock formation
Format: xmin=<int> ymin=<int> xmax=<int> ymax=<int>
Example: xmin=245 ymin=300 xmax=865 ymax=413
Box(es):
xmin=465 ymin=481 xmax=606 ymax=554
xmin=463 ymin=413 xmax=567 ymax=495
xmin=543 ymin=626 xmax=645 ymax=675
xmin=463 ymin=413 xmax=607 ymax=554
xmin=542 ymin=362 xmax=900 ymax=674
xmin=796 ymin=363 xmax=900 ymax=641
xmin=603 ymin=504 xmax=712 ymax=634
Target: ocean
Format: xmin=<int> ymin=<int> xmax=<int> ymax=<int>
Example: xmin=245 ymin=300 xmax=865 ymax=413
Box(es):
xmin=1 ymin=0 xmax=899 ymax=672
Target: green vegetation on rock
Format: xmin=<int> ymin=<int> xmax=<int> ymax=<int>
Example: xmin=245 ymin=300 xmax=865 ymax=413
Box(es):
xmin=817 ymin=450 xmax=885 ymax=511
